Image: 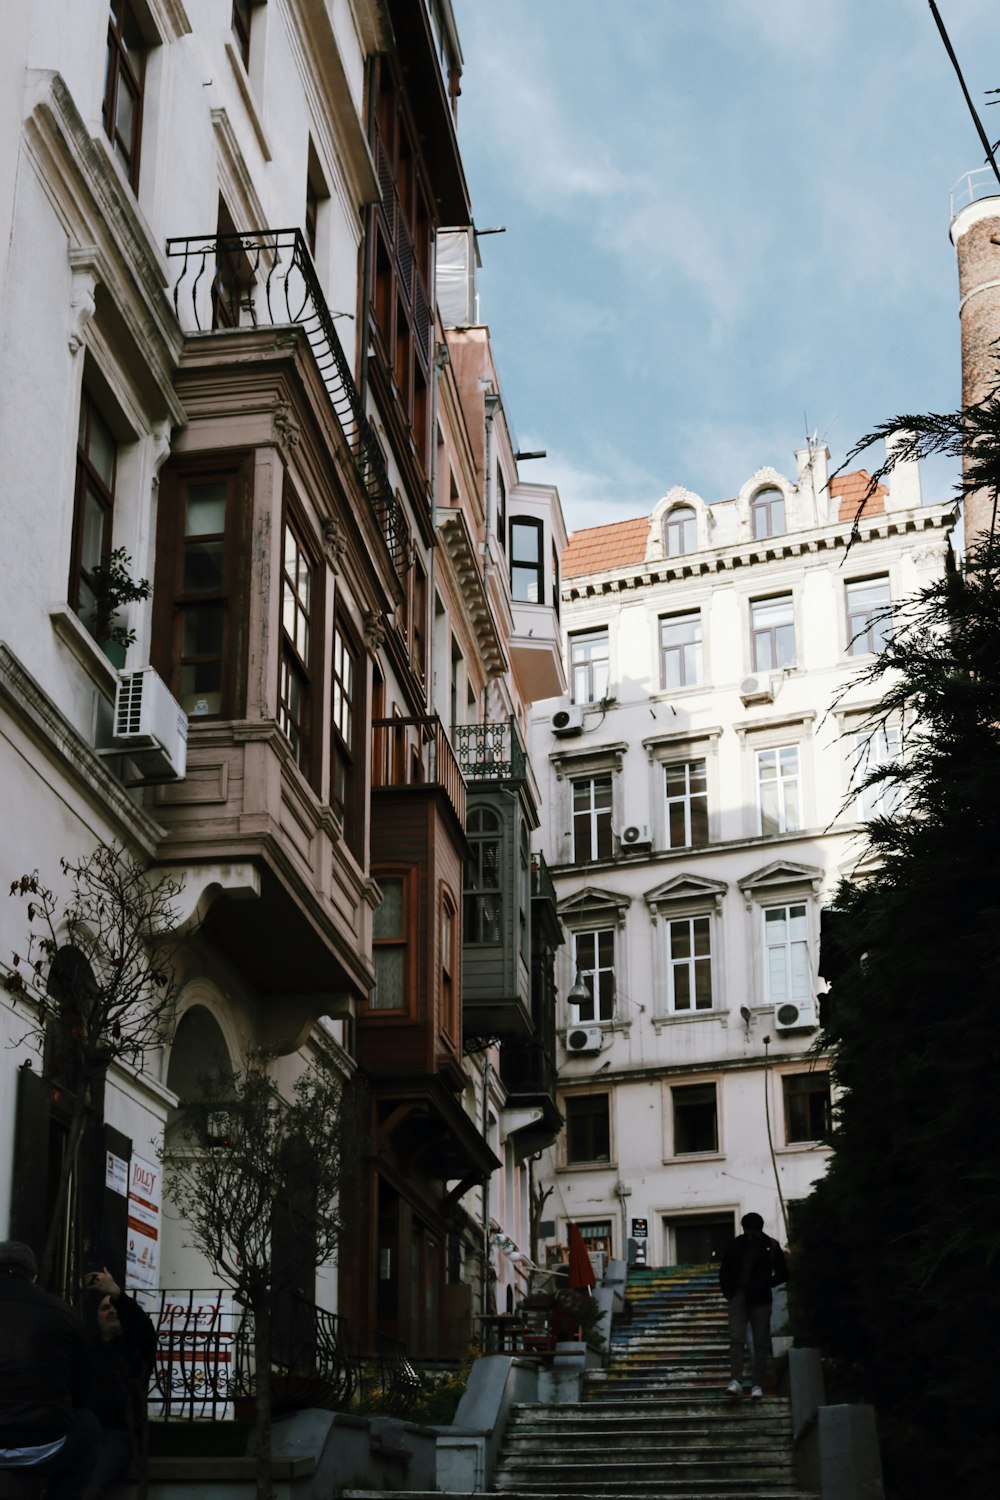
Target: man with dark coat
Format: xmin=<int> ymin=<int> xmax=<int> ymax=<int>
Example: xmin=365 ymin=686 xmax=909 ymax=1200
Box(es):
xmin=81 ymin=1268 xmax=158 ymax=1500
xmin=718 ymin=1212 xmax=788 ymax=1398
xmin=0 ymin=1241 xmax=98 ymax=1499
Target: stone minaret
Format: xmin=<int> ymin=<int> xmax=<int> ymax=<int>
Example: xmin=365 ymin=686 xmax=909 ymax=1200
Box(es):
xmin=951 ymin=183 xmax=1000 ymax=542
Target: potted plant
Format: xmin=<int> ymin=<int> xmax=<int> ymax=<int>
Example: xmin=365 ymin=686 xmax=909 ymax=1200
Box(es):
xmin=86 ymin=547 xmax=152 ymax=666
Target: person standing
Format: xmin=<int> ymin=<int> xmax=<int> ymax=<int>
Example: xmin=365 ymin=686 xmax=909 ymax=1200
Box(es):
xmin=719 ymin=1212 xmax=788 ymax=1399
xmin=0 ymin=1241 xmax=98 ymax=1500
xmin=80 ymin=1268 xmax=158 ymax=1500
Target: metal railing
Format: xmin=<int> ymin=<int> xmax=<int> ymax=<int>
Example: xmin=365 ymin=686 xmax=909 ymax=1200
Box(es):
xmin=950 ymin=166 xmax=1000 ymax=218
xmin=139 ymin=1289 xmax=356 ymax=1421
xmin=371 ymin=715 xmax=466 ymax=827
xmin=165 ymin=228 xmax=409 ymax=577
xmin=356 ymin=1333 xmax=421 ymax=1417
xmin=452 ymin=716 xmax=527 ymax=783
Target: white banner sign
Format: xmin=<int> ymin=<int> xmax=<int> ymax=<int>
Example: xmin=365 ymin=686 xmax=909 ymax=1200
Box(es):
xmin=125 ymin=1155 xmax=161 ymax=1290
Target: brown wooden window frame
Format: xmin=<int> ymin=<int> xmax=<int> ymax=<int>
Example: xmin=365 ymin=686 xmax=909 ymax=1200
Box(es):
xmin=564 ymin=1092 xmax=611 ymax=1165
xmin=278 ymin=504 xmax=321 ymax=786
xmin=153 ymin=456 xmax=250 ymax=723
xmin=70 ymin=389 xmax=117 ymax=631
xmin=104 ymin=1 xmax=147 ymax=191
xmin=439 ymin=885 xmax=459 ymax=1044
xmin=368 ymin=866 xmax=417 ymax=1018
xmin=331 ymin=613 xmax=363 ymax=853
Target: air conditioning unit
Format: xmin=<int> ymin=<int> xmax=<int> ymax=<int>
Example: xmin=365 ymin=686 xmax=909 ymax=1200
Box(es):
xmin=112 ymin=668 xmax=188 ymax=782
xmin=566 ymin=1025 xmax=604 ymax=1055
xmin=621 ymin=824 xmax=652 ymax=852
xmin=551 ymin=704 xmax=584 ymax=738
xmin=773 ymin=998 xmax=819 ymax=1032
xmin=739 ymin=674 xmax=774 ymax=705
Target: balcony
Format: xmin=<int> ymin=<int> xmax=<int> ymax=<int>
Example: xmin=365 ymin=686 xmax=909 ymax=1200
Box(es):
xmin=371 ymin=715 xmax=466 ymax=829
xmin=452 ymin=716 xmax=527 ymax=784
xmin=166 ymin=227 xmax=408 ymax=578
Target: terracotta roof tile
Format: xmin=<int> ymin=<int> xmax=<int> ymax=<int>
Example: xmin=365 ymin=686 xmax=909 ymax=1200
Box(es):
xmin=563 ymin=517 xmax=648 ymax=578
xmin=830 ymin=469 xmax=887 ymax=523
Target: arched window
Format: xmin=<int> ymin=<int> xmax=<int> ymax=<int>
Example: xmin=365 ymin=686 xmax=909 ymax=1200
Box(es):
xmin=464 ymin=807 xmax=503 ymax=944
xmin=751 ymin=488 xmax=785 ymax=540
xmin=664 ymin=505 xmax=696 ymax=557
xmin=166 ymin=1005 xmax=235 ymax=1143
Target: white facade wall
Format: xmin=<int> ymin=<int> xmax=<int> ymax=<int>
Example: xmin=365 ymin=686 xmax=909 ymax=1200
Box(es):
xmin=529 ymin=454 xmax=957 ymax=1267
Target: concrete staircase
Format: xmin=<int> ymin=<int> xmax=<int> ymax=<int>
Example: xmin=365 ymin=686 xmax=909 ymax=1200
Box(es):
xmin=490 ymin=1263 xmax=817 ymax=1499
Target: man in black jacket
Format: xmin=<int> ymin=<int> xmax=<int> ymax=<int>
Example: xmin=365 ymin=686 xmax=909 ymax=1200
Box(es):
xmin=0 ymin=1241 xmax=99 ymax=1499
xmin=718 ymin=1213 xmax=788 ymax=1398
xmin=80 ymin=1268 xmax=158 ymax=1500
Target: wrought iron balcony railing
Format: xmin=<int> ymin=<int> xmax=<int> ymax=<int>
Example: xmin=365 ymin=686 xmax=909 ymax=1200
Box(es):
xmin=371 ymin=715 xmax=466 ymax=827
xmin=139 ymin=1288 xmax=356 ymax=1422
xmin=165 ymin=228 xmax=409 ymax=577
xmin=452 ymin=716 xmax=527 ymax=784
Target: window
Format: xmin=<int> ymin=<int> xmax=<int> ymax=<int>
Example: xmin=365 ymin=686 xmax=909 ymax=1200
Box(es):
xmin=672 ymin=1083 xmax=718 ymax=1154
xmin=551 ymin=540 xmax=561 ymax=620
xmin=70 ymin=391 xmax=116 ymax=633
xmin=765 ymin=904 xmax=811 ymax=1005
xmin=570 ymin=629 xmax=609 ymax=705
xmin=231 ymin=0 xmax=253 ymax=69
xmin=410 ymin=555 xmax=427 ymax=680
xmin=440 ymin=892 xmax=458 ymax=1038
xmin=510 ymin=517 xmax=543 ymax=603
xmin=331 ymin=620 xmax=359 ymax=841
xmin=664 ymin=760 xmax=708 ymax=849
xmin=751 ymin=487 xmax=785 ymax=539
xmin=372 ymin=876 xmax=407 ymax=1010
xmin=213 ymin=199 xmax=254 ymax=330
xmin=278 ymin=514 xmax=317 ymax=777
xmin=464 ymin=808 xmax=503 ymax=944
xmin=667 ymin=916 xmax=712 ymax=1012
xmin=783 ymin=1072 xmax=832 ymax=1144
xmin=175 ymin=479 xmax=228 ymax=717
xmin=751 ymin=595 xmax=795 ymax=671
xmin=572 ymin=775 xmax=613 ymax=863
xmin=572 ymin=929 xmax=615 ymax=1022
xmin=496 ymin=468 xmax=506 ymax=552
xmin=104 ymin=1 xmax=145 ymax=189
xmin=756 ymin=746 xmax=801 ymax=835
xmin=660 ymin=612 xmax=702 ymax=690
xmin=565 ymin=1094 xmax=611 ymax=1164
xmin=854 ymin=724 xmax=903 ymax=820
xmin=664 ymin=505 xmax=696 ymax=557
xmin=846 ymin=576 xmax=891 ymax=656
xmin=304 ymin=146 xmax=329 ymax=262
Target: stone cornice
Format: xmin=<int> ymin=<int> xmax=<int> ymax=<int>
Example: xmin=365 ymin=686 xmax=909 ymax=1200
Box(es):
xmin=437 ymin=509 xmax=507 ymax=678
xmin=563 ymin=503 xmax=959 ymax=600
xmin=0 ymin=644 xmax=164 ymax=855
xmin=22 ymin=71 xmax=185 ymax=423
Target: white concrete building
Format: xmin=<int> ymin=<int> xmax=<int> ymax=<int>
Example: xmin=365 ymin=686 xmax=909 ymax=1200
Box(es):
xmin=529 ymin=443 xmax=958 ymax=1271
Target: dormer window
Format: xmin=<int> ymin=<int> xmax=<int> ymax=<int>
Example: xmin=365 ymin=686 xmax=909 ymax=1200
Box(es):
xmin=664 ymin=505 xmax=696 ymax=557
xmin=751 ymin=487 xmax=785 ymax=540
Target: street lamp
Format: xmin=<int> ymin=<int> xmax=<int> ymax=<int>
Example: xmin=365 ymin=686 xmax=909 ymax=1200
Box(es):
xmin=567 ymin=970 xmax=591 ymax=1007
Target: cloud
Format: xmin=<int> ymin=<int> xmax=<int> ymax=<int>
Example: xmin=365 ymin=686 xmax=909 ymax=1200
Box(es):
xmin=517 ymin=443 xmax=662 ymax=533
xmin=718 ymin=0 xmax=846 ymax=61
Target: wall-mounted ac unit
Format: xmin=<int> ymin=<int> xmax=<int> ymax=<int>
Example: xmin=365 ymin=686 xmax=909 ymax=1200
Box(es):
xmin=621 ymin=824 xmax=652 ymax=852
xmin=113 ymin=668 xmax=188 ymax=782
xmin=566 ymin=1025 xmax=604 ymax=1054
xmin=739 ymin=674 xmax=774 ymax=705
xmin=551 ymin=704 xmax=584 ymax=738
xmin=774 ymin=998 xmax=818 ymax=1032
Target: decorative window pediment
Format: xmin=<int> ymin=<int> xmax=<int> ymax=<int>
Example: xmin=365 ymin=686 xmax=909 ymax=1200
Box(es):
xmin=557 ymin=885 xmax=631 ymax=926
xmin=647 ymin=487 xmax=712 ymax=560
xmin=736 ymin=467 xmax=797 ymax=538
xmin=738 ymin=860 xmax=823 ymax=903
xmin=645 ymin=873 xmax=727 ymax=920
xmin=551 ymin=741 xmax=628 ymax=780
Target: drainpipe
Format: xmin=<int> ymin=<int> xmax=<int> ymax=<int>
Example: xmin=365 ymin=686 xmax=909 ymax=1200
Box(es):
xmin=482 ymin=1053 xmax=492 ymax=1317
xmin=357 ymin=55 xmax=376 ymax=420
xmin=614 ymin=1180 xmax=631 ymax=1258
xmin=482 ymin=391 xmax=500 ymax=724
xmin=428 ymin=339 xmax=450 ymax=714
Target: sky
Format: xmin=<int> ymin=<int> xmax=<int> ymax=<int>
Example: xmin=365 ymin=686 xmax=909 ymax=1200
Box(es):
xmin=451 ymin=0 xmax=1000 ymax=532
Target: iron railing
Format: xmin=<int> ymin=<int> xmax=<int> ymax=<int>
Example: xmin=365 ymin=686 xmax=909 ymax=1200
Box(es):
xmin=356 ymin=1333 xmax=421 ymax=1417
xmin=165 ymin=228 xmax=409 ymax=577
xmin=139 ymin=1289 xmax=356 ymax=1422
xmin=452 ymin=716 xmax=527 ymax=783
xmin=950 ymin=166 xmax=1000 ymax=218
xmin=371 ymin=715 xmax=466 ymax=827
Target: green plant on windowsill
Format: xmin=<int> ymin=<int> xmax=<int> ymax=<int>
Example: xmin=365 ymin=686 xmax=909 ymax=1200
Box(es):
xmin=86 ymin=547 xmax=152 ymax=663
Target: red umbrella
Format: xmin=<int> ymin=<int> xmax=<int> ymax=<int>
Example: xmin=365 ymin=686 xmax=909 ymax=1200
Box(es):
xmin=567 ymin=1222 xmax=597 ymax=1290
